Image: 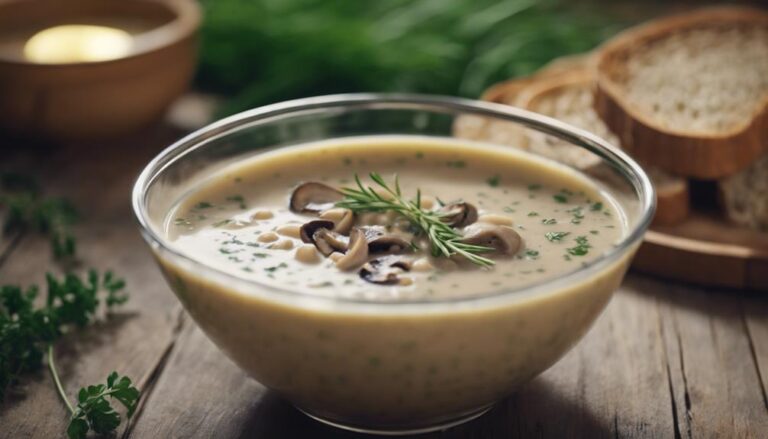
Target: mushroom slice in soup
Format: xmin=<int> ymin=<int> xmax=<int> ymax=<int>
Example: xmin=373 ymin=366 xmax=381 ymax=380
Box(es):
xmin=289 ymin=182 xmax=343 ymax=213
xmin=300 ymin=220 xmax=348 ymax=256
xmin=359 ymin=256 xmax=412 ymax=285
xmin=368 ymin=235 xmax=412 ymax=255
xmin=436 ymin=202 xmax=478 ymax=228
xmin=461 ymin=223 xmax=522 ymax=255
xmin=335 ymin=228 xmax=368 ymax=271
xmin=319 ymin=207 xmax=355 ymax=235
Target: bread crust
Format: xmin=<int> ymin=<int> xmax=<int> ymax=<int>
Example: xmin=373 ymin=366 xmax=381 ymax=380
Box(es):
xmin=515 ymin=70 xmax=690 ymax=226
xmin=595 ymin=7 xmax=768 ymax=179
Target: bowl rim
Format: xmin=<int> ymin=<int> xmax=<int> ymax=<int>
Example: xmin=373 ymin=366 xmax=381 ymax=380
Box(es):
xmin=0 ymin=0 xmax=200 ymax=66
xmin=132 ymin=93 xmax=656 ymax=307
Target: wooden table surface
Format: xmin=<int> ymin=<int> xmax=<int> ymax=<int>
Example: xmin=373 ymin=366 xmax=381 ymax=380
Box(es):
xmin=1 ymin=124 xmax=767 ymax=439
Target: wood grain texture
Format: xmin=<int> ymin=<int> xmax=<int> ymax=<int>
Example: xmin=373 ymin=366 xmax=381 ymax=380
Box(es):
xmin=634 ymin=212 xmax=768 ymax=290
xmin=657 ymin=282 xmax=768 ymax=438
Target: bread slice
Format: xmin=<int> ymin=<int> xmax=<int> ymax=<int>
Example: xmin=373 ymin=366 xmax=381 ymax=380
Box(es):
xmin=454 ymin=53 xmax=594 ymax=143
xmin=720 ymin=153 xmax=768 ymax=231
xmin=516 ymin=70 xmax=690 ymax=225
xmin=595 ymin=7 xmax=768 ymax=179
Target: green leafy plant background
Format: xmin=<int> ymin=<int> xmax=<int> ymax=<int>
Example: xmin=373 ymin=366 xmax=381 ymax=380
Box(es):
xmin=195 ymin=0 xmax=625 ymax=116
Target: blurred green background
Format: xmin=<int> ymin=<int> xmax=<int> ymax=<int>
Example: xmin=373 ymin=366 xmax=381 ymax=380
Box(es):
xmin=194 ymin=0 xmax=627 ymax=116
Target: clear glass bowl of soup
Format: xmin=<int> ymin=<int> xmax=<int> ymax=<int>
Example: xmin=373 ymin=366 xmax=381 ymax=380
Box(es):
xmin=132 ymin=94 xmax=655 ymax=435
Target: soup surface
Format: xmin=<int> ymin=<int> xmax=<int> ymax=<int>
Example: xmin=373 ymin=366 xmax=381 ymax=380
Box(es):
xmin=165 ymin=136 xmax=625 ymax=300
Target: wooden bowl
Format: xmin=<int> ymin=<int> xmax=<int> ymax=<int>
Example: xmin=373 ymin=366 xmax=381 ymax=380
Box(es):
xmin=0 ymin=0 xmax=201 ymax=141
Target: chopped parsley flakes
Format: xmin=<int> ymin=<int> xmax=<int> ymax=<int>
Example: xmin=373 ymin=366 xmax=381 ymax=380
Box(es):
xmin=566 ymin=236 xmax=591 ymax=256
xmin=545 ymin=231 xmax=570 ymax=242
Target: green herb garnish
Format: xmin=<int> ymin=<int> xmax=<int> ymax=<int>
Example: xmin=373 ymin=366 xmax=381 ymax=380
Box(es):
xmin=591 ymin=202 xmax=603 ymax=211
xmin=0 ymin=271 xmax=135 ymax=438
xmin=61 ymin=367 xmax=139 ymax=439
xmin=525 ymin=249 xmax=540 ymax=259
xmin=553 ymin=194 xmax=569 ymax=204
xmin=545 ymin=231 xmax=570 ymax=242
xmin=264 ymin=262 xmax=288 ymax=272
xmin=486 ymin=175 xmax=500 ymax=187
xmin=1 ymin=173 xmax=78 ymax=260
xmin=195 ymin=201 xmax=213 ymax=209
xmin=541 ymin=218 xmax=557 ymax=225
xmin=566 ymin=235 xmax=591 ymax=256
xmin=336 ymin=173 xmax=494 ymax=266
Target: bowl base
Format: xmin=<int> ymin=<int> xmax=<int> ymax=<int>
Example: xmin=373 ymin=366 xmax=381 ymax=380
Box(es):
xmin=296 ymin=403 xmax=494 ymax=436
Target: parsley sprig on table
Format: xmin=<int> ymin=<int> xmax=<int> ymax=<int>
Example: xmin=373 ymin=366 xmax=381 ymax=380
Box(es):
xmin=336 ymin=173 xmax=495 ymax=267
xmin=0 ymin=271 xmax=136 ymax=439
xmin=1 ymin=172 xmax=78 ymax=260
xmin=1 ymin=172 xmax=138 ymax=439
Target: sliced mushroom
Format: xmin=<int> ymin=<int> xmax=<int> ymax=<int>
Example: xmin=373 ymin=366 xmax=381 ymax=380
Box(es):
xmin=300 ymin=220 xmax=335 ymax=243
xmin=436 ymin=202 xmax=478 ymax=228
xmin=289 ymin=182 xmax=343 ymax=213
xmin=461 ymin=223 xmax=522 ymax=255
xmin=335 ymin=228 xmax=368 ymax=271
xmin=368 ymin=235 xmax=412 ymax=254
xmin=359 ymin=256 xmax=412 ymax=285
xmin=360 ymin=225 xmax=386 ymax=241
xmin=300 ymin=220 xmax=348 ymax=256
xmin=319 ymin=208 xmax=355 ymax=235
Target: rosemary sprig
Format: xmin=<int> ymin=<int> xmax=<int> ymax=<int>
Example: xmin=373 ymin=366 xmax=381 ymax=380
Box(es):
xmin=336 ymin=173 xmax=495 ymax=267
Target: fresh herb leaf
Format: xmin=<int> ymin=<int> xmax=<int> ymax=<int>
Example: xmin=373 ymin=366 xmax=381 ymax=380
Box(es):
xmin=337 ymin=173 xmax=494 ymax=266
xmin=591 ymin=201 xmax=603 ymax=211
xmin=545 ymin=231 xmax=570 ymax=242
xmin=566 ymin=235 xmax=591 ymax=256
xmin=264 ymin=262 xmax=288 ymax=272
xmin=553 ymin=193 xmax=568 ymax=204
xmin=1 ymin=175 xmax=78 ymax=260
xmin=486 ymin=175 xmax=500 ymax=187
xmin=541 ymin=218 xmax=557 ymax=225
xmin=1 ymin=271 xmax=130 ymax=399
xmin=61 ymin=366 xmax=140 ymax=439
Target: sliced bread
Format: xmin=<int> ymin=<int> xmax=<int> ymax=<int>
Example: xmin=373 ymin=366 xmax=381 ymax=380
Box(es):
xmin=454 ymin=53 xmax=594 ymax=143
xmin=720 ymin=153 xmax=768 ymax=231
xmin=595 ymin=7 xmax=768 ymax=179
xmin=516 ymin=70 xmax=690 ymax=225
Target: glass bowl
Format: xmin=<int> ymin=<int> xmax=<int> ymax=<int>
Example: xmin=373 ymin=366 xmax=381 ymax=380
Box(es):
xmin=132 ymin=94 xmax=654 ymax=435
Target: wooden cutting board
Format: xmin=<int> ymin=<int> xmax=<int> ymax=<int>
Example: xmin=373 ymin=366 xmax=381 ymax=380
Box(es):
xmin=633 ymin=211 xmax=768 ymax=290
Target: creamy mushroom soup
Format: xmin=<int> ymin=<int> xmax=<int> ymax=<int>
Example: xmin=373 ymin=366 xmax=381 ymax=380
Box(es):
xmin=166 ymin=137 xmax=625 ymax=300
xmin=156 ymin=136 xmax=634 ymax=428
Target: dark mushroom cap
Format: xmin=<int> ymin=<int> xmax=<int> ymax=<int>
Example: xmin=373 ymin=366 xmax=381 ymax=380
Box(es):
xmin=461 ymin=223 xmax=522 ymax=255
xmin=300 ymin=220 xmax=335 ymax=243
xmin=436 ymin=202 xmax=478 ymax=228
xmin=300 ymin=220 xmax=348 ymax=256
xmin=359 ymin=256 xmax=412 ymax=285
xmin=368 ymin=235 xmax=412 ymax=254
xmin=290 ymin=182 xmax=343 ymax=213
xmin=358 ymin=226 xmax=411 ymax=254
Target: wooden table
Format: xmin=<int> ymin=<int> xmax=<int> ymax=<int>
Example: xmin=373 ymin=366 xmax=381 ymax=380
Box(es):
xmin=1 ymin=125 xmax=767 ymax=439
